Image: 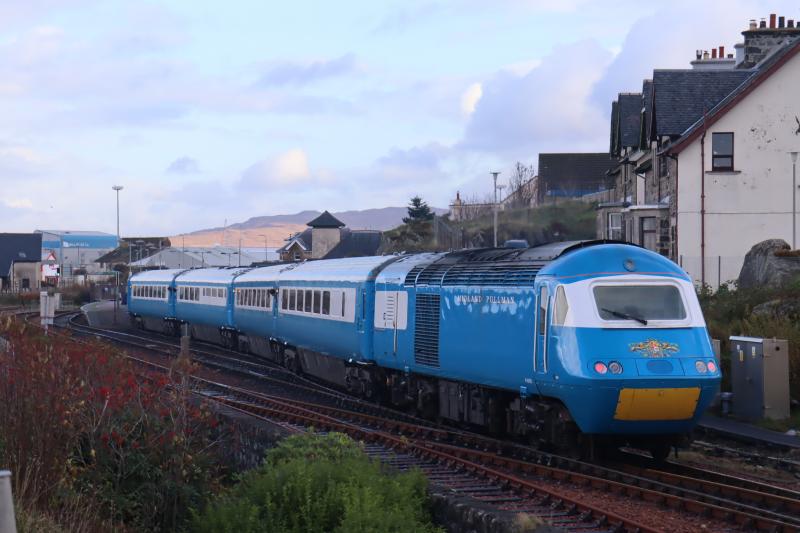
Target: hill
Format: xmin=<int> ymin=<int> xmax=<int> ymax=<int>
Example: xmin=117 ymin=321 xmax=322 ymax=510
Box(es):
xmin=176 ymin=206 xmax=447 ymax=247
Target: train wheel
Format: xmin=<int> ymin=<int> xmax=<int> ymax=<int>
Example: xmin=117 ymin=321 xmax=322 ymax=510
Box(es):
xmin=648 ymin=442 xmax=671 ymax=463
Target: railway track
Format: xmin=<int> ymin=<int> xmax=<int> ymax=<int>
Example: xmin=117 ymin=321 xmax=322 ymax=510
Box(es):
xmin=23 ymin=312 xmax=800 ymax=531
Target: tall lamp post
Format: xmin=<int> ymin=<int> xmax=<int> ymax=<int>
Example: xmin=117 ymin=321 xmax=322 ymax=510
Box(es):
xmin=112 ymin=185 xmax=124 ymax=323
xmin=258 ymin=233 xmax=269 ymax=261
xmin=791 ymin=152 xmax=798 ymax=250
xmin=112 ymin=185 xmax=123 ymax=240
xmin=491 ymin=171 xmax=501 ymax=248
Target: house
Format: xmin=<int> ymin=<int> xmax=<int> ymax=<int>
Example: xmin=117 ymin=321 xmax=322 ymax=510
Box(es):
xmin=596 ymin=13 xmax=800 ymax=288
xmin=277 ymin=211 xmax=382 ymax=261
xmin=0 ymin=233 xmax=42 ymax=291
xmin=537 ymin=153 xmax=617 ymax=204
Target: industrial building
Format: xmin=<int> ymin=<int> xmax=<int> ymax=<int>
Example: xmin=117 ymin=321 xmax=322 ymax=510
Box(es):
xmin=128 ymin=246 xmax=262 ymax=269
xmin=36 ymin=230 xmax=119 ymax=276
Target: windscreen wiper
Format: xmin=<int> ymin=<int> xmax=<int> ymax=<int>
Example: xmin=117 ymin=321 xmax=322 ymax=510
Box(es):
xmin=601 ymin=307 xmax=648 ymax=325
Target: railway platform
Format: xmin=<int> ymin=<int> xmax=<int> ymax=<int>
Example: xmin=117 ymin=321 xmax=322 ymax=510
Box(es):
xmin=698 ymin=413 xmax=800 ymax=449
xmin=81 ymin=300 xmax=128 ymax=328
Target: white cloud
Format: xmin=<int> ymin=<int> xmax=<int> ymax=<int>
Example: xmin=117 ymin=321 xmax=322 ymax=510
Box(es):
xmin=2 ymin=198 xmax=33 ymax=209
xmin=460 ymin=82 xmax=483 ymax=116
xmin=273 ymin=148 xmax=311 ymax=184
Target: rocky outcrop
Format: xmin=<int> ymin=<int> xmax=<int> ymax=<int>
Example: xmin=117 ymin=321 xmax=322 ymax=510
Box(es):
xmin=752 ymin=299 xmax=800 ymax=319
xmin=738 ymin=239 xmax=800 ymax=289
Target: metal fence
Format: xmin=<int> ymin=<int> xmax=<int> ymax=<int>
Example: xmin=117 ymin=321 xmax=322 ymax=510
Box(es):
xmin=432 ymin=216 xmax=463 ymax=250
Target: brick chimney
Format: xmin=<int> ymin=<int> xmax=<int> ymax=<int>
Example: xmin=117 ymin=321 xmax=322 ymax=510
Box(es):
xmin=739 ymin=13 xmax=800 ymax=69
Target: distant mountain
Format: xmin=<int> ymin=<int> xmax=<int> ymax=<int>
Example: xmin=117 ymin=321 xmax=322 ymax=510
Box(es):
xmin=179 ymin=206 xmax=447 ymax=247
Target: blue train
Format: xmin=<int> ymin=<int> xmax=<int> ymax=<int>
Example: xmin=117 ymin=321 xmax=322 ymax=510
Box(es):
xmin=128 ymin=241 xmax=720 ymax=459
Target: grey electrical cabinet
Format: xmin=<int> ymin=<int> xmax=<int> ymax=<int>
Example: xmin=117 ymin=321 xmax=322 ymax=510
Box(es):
xmin=729 ymin=336 xmax=790 ymax=421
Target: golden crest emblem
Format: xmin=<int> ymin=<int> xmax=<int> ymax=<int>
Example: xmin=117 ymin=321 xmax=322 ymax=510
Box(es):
xmin=629 ymin=339 xmax=679 ymax=358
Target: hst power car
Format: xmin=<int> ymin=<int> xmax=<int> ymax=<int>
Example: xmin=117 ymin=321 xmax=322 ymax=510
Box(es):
xmin=129 ymin=241 xmax=719 ymax=458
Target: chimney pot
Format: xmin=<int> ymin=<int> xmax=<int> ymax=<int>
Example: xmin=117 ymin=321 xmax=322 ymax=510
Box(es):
xmin=696 ymin=49 xmax=702 ymax=60
xmin=760 ymin=18 xmax=767 ymax=28
xmin=727 ymin=54 xmax=733 ymax=58
xmin=703 ymin=50 xmax=709 ymax=60
xmin=779 ymin=16 xmax=785 ymax=28
xmin=770 ymin=13 xmax=776 ymax=28
xmin=711 ymin=48 xmax=717 ymax=59
xmin=749 ymin=19 xmax=757 ymax=30
xmin=789 ymin=20 xmax=795 ymax=28
xmin=719 ymin=45 xmax=725 ymax=57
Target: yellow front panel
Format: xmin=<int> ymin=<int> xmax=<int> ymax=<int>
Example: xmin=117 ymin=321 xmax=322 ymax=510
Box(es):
xmin=614 ymin=387 xmax=701 ymax=421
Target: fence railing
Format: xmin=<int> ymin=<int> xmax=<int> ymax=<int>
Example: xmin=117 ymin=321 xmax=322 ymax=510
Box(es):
xmin=432 ymin=216 xmax=463 ymax=250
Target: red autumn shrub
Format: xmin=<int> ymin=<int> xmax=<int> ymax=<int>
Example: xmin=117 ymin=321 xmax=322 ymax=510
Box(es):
xmin=0 ymin=316 xmax=228 ymax=531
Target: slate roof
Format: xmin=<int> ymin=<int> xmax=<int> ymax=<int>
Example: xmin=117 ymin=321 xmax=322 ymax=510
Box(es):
xmin=538 ymin=153 xmax=617 ymax=195
xmin=669 ymin=38 xmax=800 ymax=153
xmin=652 ymin=69 xmax=752 ymax=137
xmin=307 ymin=210 xmax=345 ymax=228
xmin=277 ymin=228 xmax=312 ymax=253
xmin=0 ymin=233 xmax=42 ymax=277
xmin=95 ymin=237 xmax=171 ymax=265
xmin=617 ymin=93 xmax=643 ymax=148
xmin=323 ymin=230 xmax=382 ymax=259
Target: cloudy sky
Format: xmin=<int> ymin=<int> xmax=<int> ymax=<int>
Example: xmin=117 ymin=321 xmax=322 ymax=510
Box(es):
xmin=1 ymin=0 xmax=797 ymax=235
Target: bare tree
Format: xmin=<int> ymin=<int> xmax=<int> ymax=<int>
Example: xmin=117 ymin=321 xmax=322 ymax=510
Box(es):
xmin=506 ymin=162 xmax=536 ymax=208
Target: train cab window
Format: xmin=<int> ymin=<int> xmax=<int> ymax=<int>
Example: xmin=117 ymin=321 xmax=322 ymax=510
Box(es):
xmin=304 ymin=290 xmax=312 ymax=313
xmin=538 ymin=286 xmax=548 ymax=337
xmin=322 ymin=291 xmax=330 ymax=315
xmin=313 ymin=290 xmax=321 ymax=314
xmin=594 ymin=285 xmax=686 ymax=322
xmin=553 ymin=285 xmax=569 ymax=326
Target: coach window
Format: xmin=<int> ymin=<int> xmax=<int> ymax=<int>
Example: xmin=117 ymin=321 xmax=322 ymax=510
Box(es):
xmin=313 ymin=290 xmax=321 ymax=314
xmin=282 ymin=289 xmax=288 ymax=310
xmin=297 ymin=289 xmax=304 ymax=312
xmin=304 ymin=290 xmax=312 ymax=313
xmin=341 ymin=292 xmax=346 ymax=317
xmin=322 ymin=291 xmax=330 ymax=315
xmin=289 ymin=289 xmax=296 ymax=310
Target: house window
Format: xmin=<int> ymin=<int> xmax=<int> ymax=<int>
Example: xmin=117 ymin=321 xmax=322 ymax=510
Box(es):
xmin=608 ymin=213 xmax=623 ymax=240
xmin=293 ymin=252 xmax=301 ymax=261
xmin=712 ymin=132 xmax=734 ymax=171
xmin=658 ymin=156 xmax=669 ymax=178
xmin=640 ymin=217 xmax=657 ymax=251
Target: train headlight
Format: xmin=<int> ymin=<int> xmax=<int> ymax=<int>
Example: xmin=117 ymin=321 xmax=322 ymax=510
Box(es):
xmin=695 ymin=360 xmax=708 ymax=374
xmin=608 ymin=361 xmax=623 ymax=374
xmin=707 ymin=360 xmax=718 ymax=373
xmin=594 ymin=362 xmax=608 ymax=374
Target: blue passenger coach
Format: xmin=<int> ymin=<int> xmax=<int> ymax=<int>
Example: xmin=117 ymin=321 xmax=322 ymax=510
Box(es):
xmin=128 ymin=269 xmax=184 ymax=332
xmin=174 ymin=268 xmax=250 ymax=345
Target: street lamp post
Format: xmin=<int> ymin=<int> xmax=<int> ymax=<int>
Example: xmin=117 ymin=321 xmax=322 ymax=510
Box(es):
xmin=258 ymin=234 xmax=269 ymax=261
xmin=491 ymin=171 xmax=501 ymax=247
xmin=112 ymin=185 xmax=123 ymax=240
xmin=791 ymin=152 xmax=798 ymax=250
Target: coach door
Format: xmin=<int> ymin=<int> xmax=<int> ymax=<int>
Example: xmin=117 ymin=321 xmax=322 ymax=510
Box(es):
xmin=534 ymin=285 xmax=549 ymax=374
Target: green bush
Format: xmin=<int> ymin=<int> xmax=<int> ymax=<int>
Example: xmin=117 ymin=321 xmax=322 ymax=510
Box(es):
xmin=192 ymin=433 xmax=442 ymax=533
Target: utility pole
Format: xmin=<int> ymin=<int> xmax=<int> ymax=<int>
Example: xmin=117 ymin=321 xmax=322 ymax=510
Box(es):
xmin=792 ymin=152 xmax=798 ymax=249
xmin=259 ymin=233 xmax=269 ymax=261
xmin=491 ymin=171 xmax=501 ymax=247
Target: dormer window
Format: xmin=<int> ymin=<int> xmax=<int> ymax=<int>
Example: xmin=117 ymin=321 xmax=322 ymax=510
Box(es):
xmin=712 ymin=132 xmax=734 ymax=171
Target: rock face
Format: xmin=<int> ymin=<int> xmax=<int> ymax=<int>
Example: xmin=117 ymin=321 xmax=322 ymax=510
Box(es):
xmin=738 ymin=239 xmax=800 ymax=289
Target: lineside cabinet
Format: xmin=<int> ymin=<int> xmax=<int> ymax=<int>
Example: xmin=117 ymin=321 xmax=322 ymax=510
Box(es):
xmin=729 ymin=336 xmax=790 ymax=421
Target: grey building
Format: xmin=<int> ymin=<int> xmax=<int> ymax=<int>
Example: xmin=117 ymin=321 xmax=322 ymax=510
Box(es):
xmin=0 ymin=233 xmax=42 ymax=291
